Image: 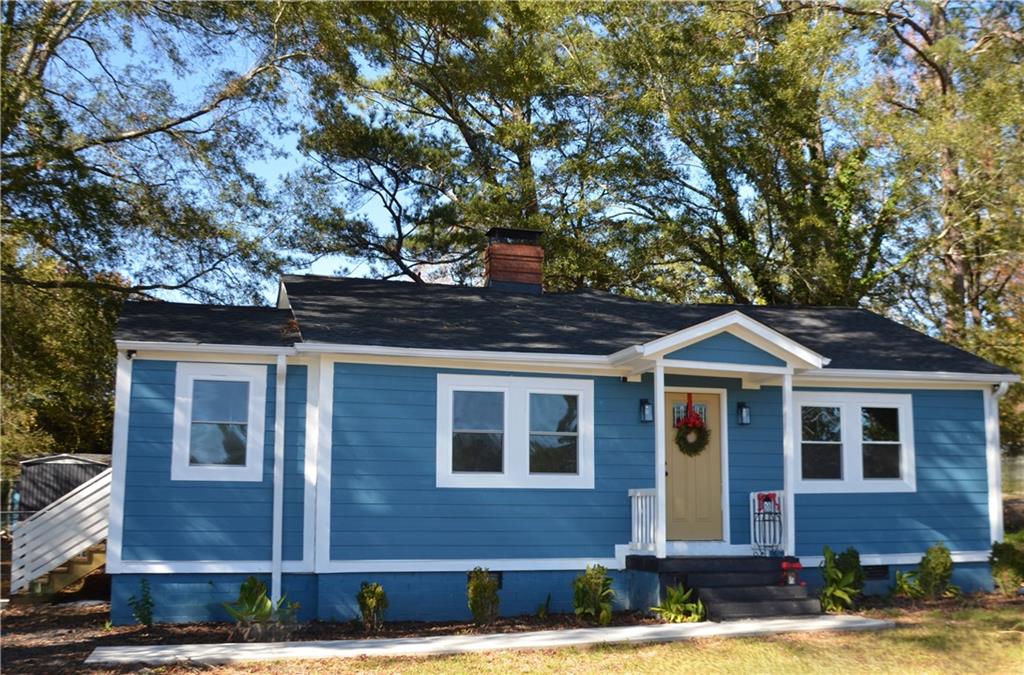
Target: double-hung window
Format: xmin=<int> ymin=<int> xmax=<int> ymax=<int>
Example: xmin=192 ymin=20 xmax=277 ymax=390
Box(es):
xmin=793 ymin=391 xmax=915 ymax=493
xmin=437 ymin=374 xmax=594 ymax=489
xmin=171 ymin=362 xmax=267 ymax=482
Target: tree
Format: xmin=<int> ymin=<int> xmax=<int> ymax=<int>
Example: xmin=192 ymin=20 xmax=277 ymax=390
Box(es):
xmin=1 ymin=0 xmax=299 ymax=302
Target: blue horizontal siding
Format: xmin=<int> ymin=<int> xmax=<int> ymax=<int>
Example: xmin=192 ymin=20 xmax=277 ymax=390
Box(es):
xmin=329 ymin=363 xmax=656 ymax=560
xmin=794 ymin=388 xmax=991 ymax=557
xmin=665 ymin=332 xmax=786 ymax=367
xmin=121 ymin=360 xmax=306 ymax=562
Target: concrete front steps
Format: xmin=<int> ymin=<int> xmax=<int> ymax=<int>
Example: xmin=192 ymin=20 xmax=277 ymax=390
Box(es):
xmin=626 ymin=555 xmax=821 ymax=622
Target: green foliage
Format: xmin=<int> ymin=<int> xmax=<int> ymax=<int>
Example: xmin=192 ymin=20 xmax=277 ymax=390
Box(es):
xmin=819 ymin=546 xmax=857 ymax=613
xmin=893 ymin=570 xmax=924 ymax=600
xmin=918 ymin=543 xmax=954 ymax=600
xmin=536 ymin=592 xmax=552 ymax=619
xmin=836 ymin=547 xmax=866 ymax=597
xmin=651 ymin=584 xmax=705 ymax=623
xmin=357 ymin=582 xmax=389 ymax=633
xmin=467 ymin=568 xmax=500 ymax=625
xmin=223 ymin=576 xmax=300 ymax=642
xmin=127 ymin=579 xmax=155 ymax=627
xmin=989 ymin=541 xmax=1024 ymax=597
xmin=573 ymin=564 xmax=614 ymax=626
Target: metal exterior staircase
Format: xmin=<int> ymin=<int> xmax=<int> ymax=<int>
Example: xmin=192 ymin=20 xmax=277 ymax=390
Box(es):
xmin=9 ymin=468 xmax=112 ymax=595
xmin=627 ymin=555 xmax=822 ymax=621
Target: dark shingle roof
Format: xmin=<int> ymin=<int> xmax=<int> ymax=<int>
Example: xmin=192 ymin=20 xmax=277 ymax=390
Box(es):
xmin=117 ymin=301 xmax=297 ymax=346
xmin=282 ymin=275 xmax=1012 ymax=375
xmin=113 ymin=276 xmax=1013 ymax=376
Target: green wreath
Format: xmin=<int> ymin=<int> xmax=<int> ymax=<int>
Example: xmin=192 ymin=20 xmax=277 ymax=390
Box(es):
xmin=675 ymin=423 xmax=711 ymax=457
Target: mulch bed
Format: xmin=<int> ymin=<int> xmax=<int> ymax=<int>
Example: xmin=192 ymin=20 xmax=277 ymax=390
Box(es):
xmin=1 ymin=598 xmax=656 ymax=675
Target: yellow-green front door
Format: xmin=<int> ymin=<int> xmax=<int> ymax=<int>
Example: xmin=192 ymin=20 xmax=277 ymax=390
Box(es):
xmin=665 ymin=392 xmax=723 ymax=541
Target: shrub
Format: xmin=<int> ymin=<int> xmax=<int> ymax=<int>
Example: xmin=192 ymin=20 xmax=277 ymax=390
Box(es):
xmin=892 ymin=570 xmax=923 ymax=599
xmin=651 ymin=584 xmax=705 ymax=623
xmin=836 ymin=547 xmax=865 ymax=596
xmin=357 ymin=582 xmax=388 ymax=632
xmin=127 ymin=579 xmax=154 ymax=627
xmin=989 ymin=541 xmax=1024 ymax=597
xmin=467 ymin=568 xmax=500 ymax=625
xmin=573 ymin=564 xmax=614 ymax=626
xmin=223 ymin=576 xmax=300 ymax=642
xmin=536 ymin=592 xmax=552 ymax=619
xmin=918 ymin=542 xmax=954 ymax=599
xmin=819 ymin=545 xmax=857 ymax=612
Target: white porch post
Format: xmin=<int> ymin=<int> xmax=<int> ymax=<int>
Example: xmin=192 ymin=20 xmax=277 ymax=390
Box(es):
xmin=782 ymin=373 xmax=796 ymax=556
xmin=654 ymin=361 xmax=667 ymax=558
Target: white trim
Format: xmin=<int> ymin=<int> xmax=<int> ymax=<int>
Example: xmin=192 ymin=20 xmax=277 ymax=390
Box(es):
xmin=302 ymin=358 xmax=320 ymax=570
xmin=663 ymin=386 xmax=731 ymax=548
xmin=270 ymin=355 xmax=287 ymax=603
xmin=782 ymin=374 xmax=796 ymax=556
xmin=104 ymin=353 xmax=132 ymax=574
xmin=659 ymin=359 xmax=792 ymax=376
xmin=435 ymin=374 xmax=595 ymax=489
xmin=636 ymin=311 xmax=829 ymax=369
xmin=792 ymin=391 xmax=916 ymax=494
xmin=117 ymin=340 xmax=294 ymax=356
xmin=115 ymin=339 xmax=1018 ymax=387
xmin=297 ymin=341 xmax=610 ymax=366
xmin=315 ymin=557 xmax=620 ymax=573
xmin=654 ymin=362 xmax=666 ymax=558
xmin=115 ymin=560 xmax=312 ymax=574
xmin=800 ymin=550 xmax=991 ymax=567
xmin=314 ymin=356 xmax=334 ymax=573
xmin=797 ymin=369 xmax=1019 ymax=385
xmin=170 ymin=363 xmax=268 ymax=482
xmin=665 ymin=542 xmax=753 ymax=556
xmin=985 ymin=383 xmax=1009 ymax=545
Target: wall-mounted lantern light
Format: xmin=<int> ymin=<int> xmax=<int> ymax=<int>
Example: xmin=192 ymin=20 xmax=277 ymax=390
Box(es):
xmin=639 ymin=399 xmax=654 ymax=423
xmin=737 ymin=402 xmax=751 ymax=425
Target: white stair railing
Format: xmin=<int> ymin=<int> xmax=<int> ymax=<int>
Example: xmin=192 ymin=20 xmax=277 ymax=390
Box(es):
xmin=629 ymin=488 xmax=657 ymax=552
xmin=10 ymin=468 xmax=112 ymax=594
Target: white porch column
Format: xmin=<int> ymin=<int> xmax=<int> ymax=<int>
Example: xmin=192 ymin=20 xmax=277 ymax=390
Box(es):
xmin=782 ymin=373 xmax=796 ymax=556
xmin=654 ymin=361 xmax=667 ymax=558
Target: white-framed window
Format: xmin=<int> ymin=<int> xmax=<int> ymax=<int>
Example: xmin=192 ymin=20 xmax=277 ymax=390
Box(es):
xmin=793 ymin=391 xmax=915 ymax=493
xmin=171 ymin=362 xmax=267 ymax=482
xmin=436 ymin=374 xmax=594 ymax=489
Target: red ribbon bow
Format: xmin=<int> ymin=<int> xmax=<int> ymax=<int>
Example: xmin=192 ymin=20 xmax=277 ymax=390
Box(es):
xmin=674 ymin=392 xmax=705 ymax=430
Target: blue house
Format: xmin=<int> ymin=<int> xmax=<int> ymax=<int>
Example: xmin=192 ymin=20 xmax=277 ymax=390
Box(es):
xmin=96 ymin=228 xmax=1015 ymax=623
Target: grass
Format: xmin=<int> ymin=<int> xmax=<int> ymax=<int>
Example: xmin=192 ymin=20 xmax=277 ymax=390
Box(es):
xmin=153 ymin=597 xmax=1023 ymax=675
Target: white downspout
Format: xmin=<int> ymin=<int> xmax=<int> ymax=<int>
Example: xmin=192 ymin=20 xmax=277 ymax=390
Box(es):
xmin=987 ymin=381 xmax=1010 ymax=545
xmin=271 ymin=354 xmax=287 ymax=603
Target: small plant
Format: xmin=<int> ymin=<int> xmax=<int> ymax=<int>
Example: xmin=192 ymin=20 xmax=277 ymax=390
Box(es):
xmin=467 ymin=567 xmax=500 ymax=625
xmin=357 ymin=582 xmax=388 ymax=633
xmin=127 ymin=579 xmax=155 ymax=627
xmin=892 ymin=569 xmax=924 ymax=599
xmin=103 ymin=619 xmax=114 ymax=632
xmin=819 ymin=545 xmax=857 ymax=612
xmin=573 ymin=564 xmax=614 ymax=626
xmin=223 ymin=576 xmax=300 ymax=642
xmin=651 ymin=584 xmax=705 ymax=623
xmin=536 ymin=592 xmax=552 ymax=619
xmin=836 ymin=547 xmax=865 ymax=597
xmin=990 ymin=541 xmax=1024 ymax=597
xmin=918 ymin=542 xmax=954 ymax=599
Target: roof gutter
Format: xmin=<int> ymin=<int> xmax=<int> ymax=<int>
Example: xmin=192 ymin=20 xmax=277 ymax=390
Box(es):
xmin=116 ymin=340 xmax=296 ymax=356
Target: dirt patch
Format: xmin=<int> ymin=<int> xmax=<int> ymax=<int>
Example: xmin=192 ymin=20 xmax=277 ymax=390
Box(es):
xmin=1004 ymin=498 xmax=1024 ymax=532
xmin=0 ymin=599 xmax=655 ymax=674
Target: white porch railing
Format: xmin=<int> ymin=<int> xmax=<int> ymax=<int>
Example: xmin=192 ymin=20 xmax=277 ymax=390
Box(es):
xmin=10 ymin=468 xmax=112 ymax=594
xmin=628 ymin=488 xmax=657 ymax=552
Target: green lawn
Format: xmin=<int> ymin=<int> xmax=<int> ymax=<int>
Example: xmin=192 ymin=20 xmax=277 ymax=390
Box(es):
xmin=167 ymin=598 xmax=1023 ymax=675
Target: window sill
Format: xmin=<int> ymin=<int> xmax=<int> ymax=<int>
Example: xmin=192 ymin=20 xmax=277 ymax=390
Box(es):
xmin=794 ymin=478 xmax=916 ymax=494
xmin=437 ymin=473 xmax=594 ymax=490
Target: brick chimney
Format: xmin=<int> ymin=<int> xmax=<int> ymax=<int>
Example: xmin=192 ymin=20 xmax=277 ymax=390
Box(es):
xmin=484 ymin=227 xmax=544 ymax=293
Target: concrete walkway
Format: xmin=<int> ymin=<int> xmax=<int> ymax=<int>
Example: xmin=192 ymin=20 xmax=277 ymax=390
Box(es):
xmin=86 ymin=614 xmax=893 ymax=666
